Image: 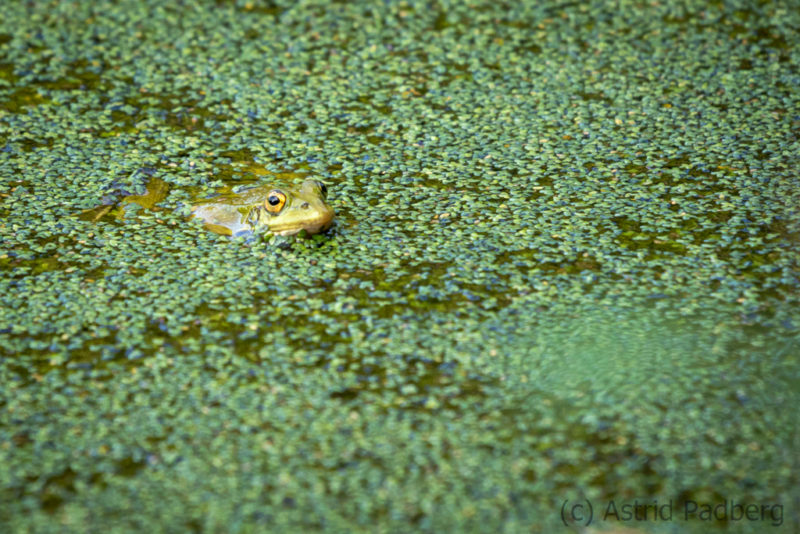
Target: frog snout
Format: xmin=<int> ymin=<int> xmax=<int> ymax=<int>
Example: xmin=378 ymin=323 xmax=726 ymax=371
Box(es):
xmin=301 ymin=202 xmax=310 ymax=209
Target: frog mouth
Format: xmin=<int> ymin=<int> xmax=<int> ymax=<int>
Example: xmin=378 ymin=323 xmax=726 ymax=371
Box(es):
xmin=269 ymin=211 xmax=334 ymax=236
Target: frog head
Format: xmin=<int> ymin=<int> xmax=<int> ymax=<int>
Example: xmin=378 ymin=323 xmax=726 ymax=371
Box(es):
xmin=252 ymin=179 xmax=334 ymax=236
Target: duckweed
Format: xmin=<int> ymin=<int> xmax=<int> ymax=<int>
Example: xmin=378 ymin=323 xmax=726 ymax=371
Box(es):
xmin=1 ymin=1 xmax=798 ymax=532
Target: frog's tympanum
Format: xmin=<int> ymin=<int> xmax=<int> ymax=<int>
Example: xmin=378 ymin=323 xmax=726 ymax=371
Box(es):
xmin=191 ymin=179 xmax=334 ymax=237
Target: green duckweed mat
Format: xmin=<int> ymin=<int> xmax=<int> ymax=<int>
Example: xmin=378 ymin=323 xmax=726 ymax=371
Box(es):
xmin=1 ymin=1 xmax=799 ymax=533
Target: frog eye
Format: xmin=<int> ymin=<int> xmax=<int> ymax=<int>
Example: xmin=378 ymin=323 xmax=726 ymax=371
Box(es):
xmin=265 ymin=190 xmax=286 ymax=214
xmin=315 ymin=180 xmax=328 ymax=199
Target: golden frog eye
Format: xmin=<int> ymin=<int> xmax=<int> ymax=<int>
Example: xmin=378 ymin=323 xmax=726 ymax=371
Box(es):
xmin=265 ymin=190 xmax=286 ymax=214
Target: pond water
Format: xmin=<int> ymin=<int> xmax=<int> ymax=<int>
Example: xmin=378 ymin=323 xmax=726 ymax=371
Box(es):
xmin=1 ymin=1 xmax=798 ymax=532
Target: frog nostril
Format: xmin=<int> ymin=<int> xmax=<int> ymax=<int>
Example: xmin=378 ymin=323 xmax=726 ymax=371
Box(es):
xmin=301 ymin=202 xmax=310 ymax=209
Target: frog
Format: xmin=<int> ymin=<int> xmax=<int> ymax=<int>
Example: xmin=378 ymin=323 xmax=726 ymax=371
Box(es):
xmin=190 ymin=178 xmax=334 ymax=237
